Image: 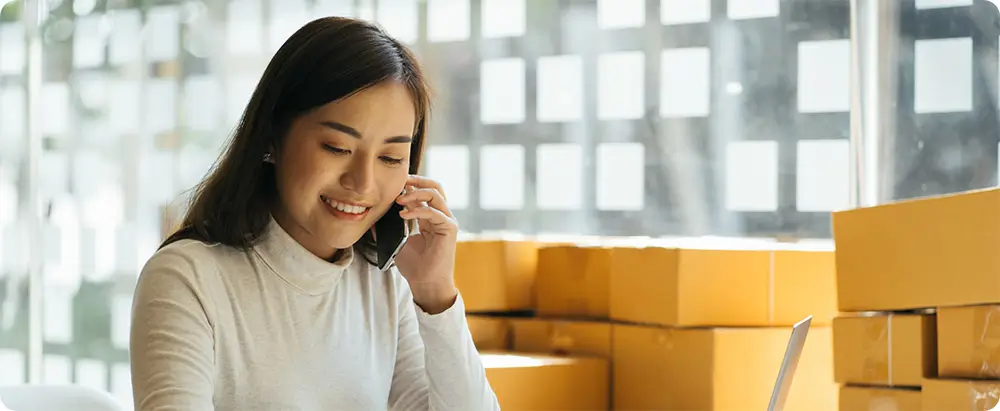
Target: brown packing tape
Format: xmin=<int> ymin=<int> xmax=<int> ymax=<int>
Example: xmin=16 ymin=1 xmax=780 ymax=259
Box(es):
xmin=768 ymin=250 xmax=774 ymax=325
xmin=869 ymin=396 xmax=900 ymax=411
xmin=973 ymin=305 xmax=1000 ymax=379
xmin=549 ymin=327 xmax=575 ymax=354
xmin=567 ymin=248 xmax=583 ymax=280
xmin=968 ymin=384 xmax=1000 ymax=411
xmin=888 ymin=314 xmax=894 ymax=385
xmin=926 ymin=379 xmax=1000 ymax=411
xmin=861 ymin=357 xmax=889 ymax=385
xmin=652 ymin=328 xmax=675 ymax=350
xmin=859 ymin=314 xmax=894 ymax=385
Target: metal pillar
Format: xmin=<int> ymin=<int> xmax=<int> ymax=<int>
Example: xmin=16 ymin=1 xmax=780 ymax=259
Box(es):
xmin=849 ymin=0 xmax=899 ymax=208
xmin=21 ymin=0 xmax=46 ymax=384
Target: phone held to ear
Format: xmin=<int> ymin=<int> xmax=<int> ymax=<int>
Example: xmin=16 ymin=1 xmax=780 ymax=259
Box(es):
xmin=374 ymin=201 xmax=416 ymax=272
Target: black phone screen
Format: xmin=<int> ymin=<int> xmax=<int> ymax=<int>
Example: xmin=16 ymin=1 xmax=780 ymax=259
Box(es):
xmin=374 ymin=201 xmax=409 ymax=271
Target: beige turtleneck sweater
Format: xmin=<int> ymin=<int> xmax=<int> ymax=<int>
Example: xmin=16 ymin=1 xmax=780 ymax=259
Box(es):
xmin=128 ymin=218 xmax=499 ymax=411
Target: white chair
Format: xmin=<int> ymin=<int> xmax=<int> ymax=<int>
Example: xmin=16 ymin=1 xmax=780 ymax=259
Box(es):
xmin=0 ymin=384 xmax=125 ymax=411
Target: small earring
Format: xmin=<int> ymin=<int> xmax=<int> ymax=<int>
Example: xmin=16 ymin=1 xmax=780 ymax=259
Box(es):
xmin=263 ymin=153 xmax=274 ymax=163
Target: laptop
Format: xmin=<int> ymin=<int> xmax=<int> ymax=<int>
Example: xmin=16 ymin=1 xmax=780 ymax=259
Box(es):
xmin=766 ymin=315 xmax=812 ymax=411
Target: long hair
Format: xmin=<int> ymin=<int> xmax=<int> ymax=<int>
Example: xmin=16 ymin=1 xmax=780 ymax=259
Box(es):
xmin=161 ymin=17 xmax=430 ymax=266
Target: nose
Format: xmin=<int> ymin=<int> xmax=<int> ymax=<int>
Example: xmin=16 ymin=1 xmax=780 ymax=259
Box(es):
xmin=339 ymin=155 xmax=376 ymax=195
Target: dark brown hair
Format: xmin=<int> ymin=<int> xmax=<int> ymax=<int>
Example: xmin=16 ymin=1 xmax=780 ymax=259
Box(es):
xmin=162 ymin=17 xmax=430 ymax=265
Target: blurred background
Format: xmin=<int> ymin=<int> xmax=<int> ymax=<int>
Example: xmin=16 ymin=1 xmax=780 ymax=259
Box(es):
xmin=0 ymin=0 xmax=998 ymax=408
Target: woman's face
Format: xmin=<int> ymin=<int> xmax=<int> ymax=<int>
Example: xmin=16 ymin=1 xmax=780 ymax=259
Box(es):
xmin=271 ymin=81 xmax=416 ymax=259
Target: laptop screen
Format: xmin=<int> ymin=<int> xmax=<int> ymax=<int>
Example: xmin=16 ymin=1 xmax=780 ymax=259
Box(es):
xmin=767 ymin=315 xmax=813 ymax=411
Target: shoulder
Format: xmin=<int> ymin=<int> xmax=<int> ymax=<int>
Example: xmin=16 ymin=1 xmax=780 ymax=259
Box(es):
xmin=142 ymin=239 xmax=236 ymax=276
xmin=136 ymin=239 xmax=244 ymax=301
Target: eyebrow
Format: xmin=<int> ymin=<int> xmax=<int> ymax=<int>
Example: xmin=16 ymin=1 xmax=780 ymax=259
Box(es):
xmin=319 ymin=121 xmax=413 ymax=143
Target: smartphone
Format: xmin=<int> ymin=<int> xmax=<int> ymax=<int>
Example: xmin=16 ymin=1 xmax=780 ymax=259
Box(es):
xmin=374 ymin=201 xmax=414 ymax=272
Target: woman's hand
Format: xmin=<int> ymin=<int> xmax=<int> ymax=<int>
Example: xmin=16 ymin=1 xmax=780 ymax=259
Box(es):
xmin=393 ymin=175 xmax=460 ymax=314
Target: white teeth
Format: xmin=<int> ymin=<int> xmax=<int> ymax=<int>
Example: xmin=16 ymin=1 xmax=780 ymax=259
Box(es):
xmin=323 ymin=196 xmax=368 ymax=214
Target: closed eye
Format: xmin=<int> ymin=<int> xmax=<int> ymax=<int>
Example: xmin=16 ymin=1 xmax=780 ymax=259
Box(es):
xmin=324 ymin=143 xmax=403 ymax=165
xmin=322 ymin=144 xmax=350 ymax=155
xmin=380 ymin=156 xmax=404 ymax=165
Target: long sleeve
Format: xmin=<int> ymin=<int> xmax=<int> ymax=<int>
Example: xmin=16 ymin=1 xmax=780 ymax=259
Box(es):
xmin=130 ymin=247 xmax=217 ymax=411
xmin=387 ymin=280 xmax=499 ymax=411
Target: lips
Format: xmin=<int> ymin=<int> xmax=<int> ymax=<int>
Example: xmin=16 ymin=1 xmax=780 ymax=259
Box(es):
xmin=320 ymin=195 xmax=370 ymax=214
xmin=319 ymin=195 xmax=373 ymax=222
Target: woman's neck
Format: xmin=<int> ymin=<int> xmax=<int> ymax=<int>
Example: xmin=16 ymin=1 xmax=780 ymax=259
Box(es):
xmin=270 ymin=207 xmax=341 ymax=261
xmin=330 ymin=248 xmax=350 ymax=263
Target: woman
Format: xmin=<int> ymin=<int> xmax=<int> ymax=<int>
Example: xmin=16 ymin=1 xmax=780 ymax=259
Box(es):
xmin=129 ymin=17 xmax=499 ymax=411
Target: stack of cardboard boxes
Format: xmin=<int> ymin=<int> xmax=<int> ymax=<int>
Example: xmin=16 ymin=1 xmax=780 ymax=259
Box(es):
xmin=830 ymin=311 xmax=931 ymax=410
xmin=599 ymin=240 xmax=839 ymax=410
xmin=455 ymin=238 xmax=611 ymax=410
xmin=833 ymin=188 xmax=1000 ymax=410
xmin=456 ymin=236 xmax=840 ymax=410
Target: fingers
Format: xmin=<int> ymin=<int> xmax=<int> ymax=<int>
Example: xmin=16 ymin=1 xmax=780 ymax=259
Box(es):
xmin=398 ymin=204 xmax=457 ymax=235
xmin=397 ymin=175 xmax=457 ymax=235
xmin=406 ymin=175 xmax=447 ymax=202
xmin=396 ymin=187 xmax=452 ymax=217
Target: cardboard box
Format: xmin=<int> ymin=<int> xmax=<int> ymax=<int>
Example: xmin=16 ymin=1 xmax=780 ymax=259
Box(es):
xmin=937 ymin=304 xmax=1000 ymax=379
xmin=509 ymin=318 xmax=611 ymax=357
xmin=482 ymin=351 xmax=609 ymax=410
xmin=832 ymin=188 xmax=1000 ymax=312
xmin=922 ymin=379 xmax=1000 ymax=411
xmin=454 ymin=240 xmax=537 ymax=312
xmin=610 ymin=246 xmax=837 ymax=327
xmin=833 ymin=313 xmax=937 ymax=387
xmin=535 ymin=245 xmax=612 ymax=319
xmin=468 ymin=316 xmax=510 ymax=351
xmin=612 ymin=324 xmax=836 ymax=410
xmin=839 ymin=386 xmax=920 ymax=411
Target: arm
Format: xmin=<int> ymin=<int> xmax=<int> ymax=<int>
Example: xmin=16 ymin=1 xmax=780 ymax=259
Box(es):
xmin=129 ymin=247 xmax=216 ymax=411
xmin=387 ymin=278 xmax=500 ymax=411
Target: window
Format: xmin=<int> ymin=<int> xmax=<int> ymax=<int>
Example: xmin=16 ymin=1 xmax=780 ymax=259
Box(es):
xmin=1 ymin=0 xmax=995 ymax=405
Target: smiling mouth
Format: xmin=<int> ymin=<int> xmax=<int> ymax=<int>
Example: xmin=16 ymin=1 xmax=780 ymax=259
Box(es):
xmin=320 ymin=195 xmax=371 ymax=215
